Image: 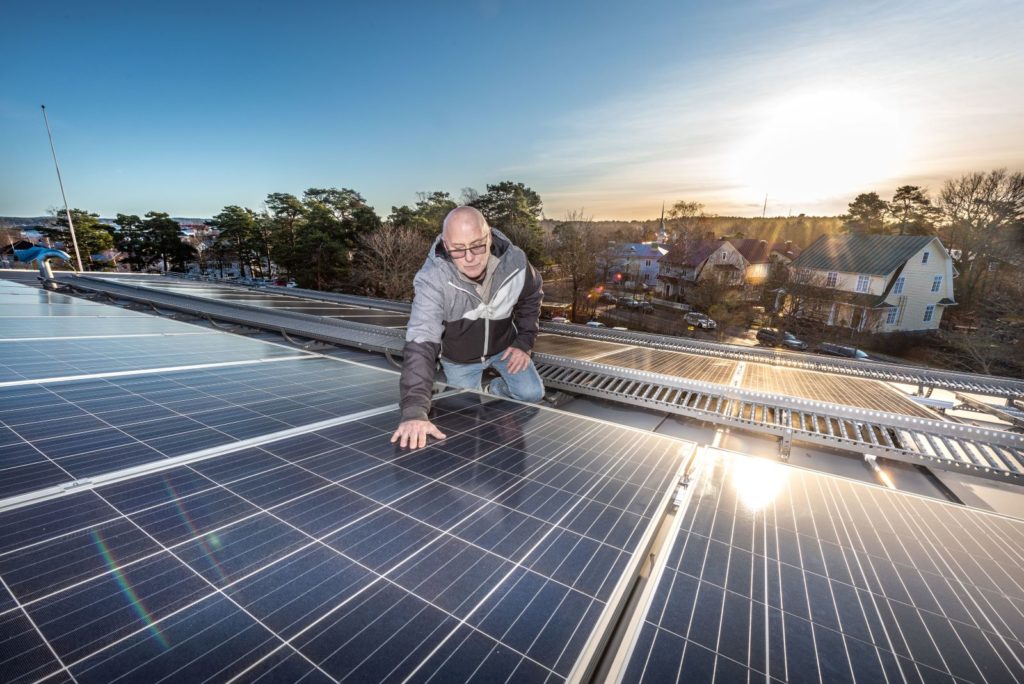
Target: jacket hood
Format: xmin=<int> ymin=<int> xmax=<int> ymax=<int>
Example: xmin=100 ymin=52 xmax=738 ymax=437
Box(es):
xmin=430 ymin=227 xmax=514 ymax=264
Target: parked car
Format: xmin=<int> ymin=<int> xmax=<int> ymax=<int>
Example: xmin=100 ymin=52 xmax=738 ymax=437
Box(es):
xmin=550 ymin=316 xmax=570 ymax=324
xmin=756 ymin=328 xmax=808 ymax=350
xmin=597 ymin=292 xmax=618 ymax=304
xmin=815 ymin=342 xmax=869 ymax=360
xmin=585 ymin=320 xmax=607 ymax=328
xmin=617 ymin=297 xmax=653 ymax=312
xmin=684 ymin=312 xmax=717 ymax=329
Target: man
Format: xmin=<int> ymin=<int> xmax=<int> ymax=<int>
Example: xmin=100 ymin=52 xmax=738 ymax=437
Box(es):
xmin=391 ymin=206 xmax=545 ymax=449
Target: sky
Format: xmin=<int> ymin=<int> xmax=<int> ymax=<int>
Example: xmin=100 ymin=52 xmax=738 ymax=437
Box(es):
xmin=2 ymin=0 xmax=1022 ymax=221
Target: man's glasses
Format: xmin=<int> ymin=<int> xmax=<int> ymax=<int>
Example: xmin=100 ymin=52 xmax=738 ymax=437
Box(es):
xmin=445 ymin=240 xmax=488 ymax=259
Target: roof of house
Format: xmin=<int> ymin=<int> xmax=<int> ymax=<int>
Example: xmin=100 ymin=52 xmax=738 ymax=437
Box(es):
xmin=614 ymin=242 xmax=668 ymax=260
xmin=661 ymin=239 xmax=728 ymax=267
xmin=729 ymin=239 xmax=772 ymax=264
xmin=791 ymin=234 xmax=937 ymax=276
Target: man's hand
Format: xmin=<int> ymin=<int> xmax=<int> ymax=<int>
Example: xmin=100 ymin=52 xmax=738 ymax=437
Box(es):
xmin=500 ymin=346 xmax=531 ymax=374
xmin=390 ymin=419 xmax=447 ymax=450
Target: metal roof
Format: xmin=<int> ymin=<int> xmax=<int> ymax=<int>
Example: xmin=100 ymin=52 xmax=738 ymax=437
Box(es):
xmin=791 ymin=234 xmax=937 ymax=275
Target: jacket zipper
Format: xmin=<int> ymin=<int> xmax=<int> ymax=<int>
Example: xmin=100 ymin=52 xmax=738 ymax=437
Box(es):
xmin=486 ymin=268 xmax=522 ymax=361
xmin=447 ymin=267 xmax=522 ymax=363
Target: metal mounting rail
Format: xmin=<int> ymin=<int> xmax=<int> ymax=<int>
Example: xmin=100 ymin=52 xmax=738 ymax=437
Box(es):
xmin=533 ymin=353 xmax=1024 ymax=484
xmin=252 ymin=285 xmax=414 ymax=313
xmin=540 ymin=322 xmax=1024 ymax=400
xmin=61 ymin=275 xmax=405 ymax=355
xmin=98 ymin=273 xmax=418 ymax=315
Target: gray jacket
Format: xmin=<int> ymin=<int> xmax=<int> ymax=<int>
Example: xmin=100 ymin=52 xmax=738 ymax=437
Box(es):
xmin=399 ymin=229 xmax=543 ymax=420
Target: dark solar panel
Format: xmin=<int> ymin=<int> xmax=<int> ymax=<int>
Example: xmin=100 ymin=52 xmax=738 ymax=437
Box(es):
xmin=0 ymin=358 xmax=402 ymax=500
xmin=618 ymin=449 xmax=1024 ymax=683
xmin=0 ymin=397 xmax=686 ymax=682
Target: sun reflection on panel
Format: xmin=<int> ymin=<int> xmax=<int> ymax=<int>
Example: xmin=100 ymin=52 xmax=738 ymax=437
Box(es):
xmin=731 ymin=455 xmax=789 ymax=513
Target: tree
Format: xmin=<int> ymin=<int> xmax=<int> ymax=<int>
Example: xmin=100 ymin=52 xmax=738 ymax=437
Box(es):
xmin=469 ymin=181 xmax=545 ymax=264
xmin=389 ymin=191 xmax=458 ymax=241
xmin=352 ymin=223 xmax=430 ymax=300
xmin=37 ymin=209 xmax=114 ymax=270
xmin=208 ymin=206 xmax=262 ymax=278
xmin=937 ymin=169 xmax=1024 ymax=317
xmin=140 ymin=212 xmax=194 ymax=272
xmin=295 ymin=187 xmax=380 ymax=290
xmin=842 ymin=193 xmax=889 ymax=234
xmin=113 ymin=213 xmax=147 ymax=271
xmin=890 ymin=186 xmax=939 ymax=236
xmin=668 ymin=200 xmax=708 ymax=244
xmin=548 ymin=209 xmax=601 ymax=322
xmin=265 ymin=192 xmax=307 ymax=278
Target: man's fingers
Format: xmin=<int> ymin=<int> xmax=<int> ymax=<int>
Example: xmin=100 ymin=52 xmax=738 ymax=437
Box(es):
xmin=428 ymin=425 xmax=447 ymax=440
xmin=500 ymin=348 xmax=511 ymax=361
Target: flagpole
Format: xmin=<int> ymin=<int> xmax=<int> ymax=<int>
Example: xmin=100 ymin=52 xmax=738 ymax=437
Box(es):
xmin=41 ymin=105 xmax=84 ymax=273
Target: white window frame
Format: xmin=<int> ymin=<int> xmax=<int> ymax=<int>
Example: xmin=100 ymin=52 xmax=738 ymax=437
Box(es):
xmin=893 ymin=276 xmax=905 ymax=294
xmin=931 ymin=275 xmax=942 ymax=292
xmin=856 ymin=275 xmax=870 ymax=293
xmin=825 ymin=271 xmax=838 ymax=288
xmin=923 ymin=305 xmax=935 ymax=322
xmin=886 ymin=307 xmax=899 ymax=325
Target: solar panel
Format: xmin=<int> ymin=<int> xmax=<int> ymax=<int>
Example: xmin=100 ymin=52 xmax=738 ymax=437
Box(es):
xmin=0 ymin=395 xmax=688 ymax=682
xmin=95 ymin=277 xmax=413 ymax=327
xmin=0 ymin=335 xmax=311 ymax=384
xmin=0 ymin=358 xmax=402 ymax=500
xmin=0 ymin=316 xmax=205 ymax=340
xmin=615 ymin=448 xmax=1024 ymax=683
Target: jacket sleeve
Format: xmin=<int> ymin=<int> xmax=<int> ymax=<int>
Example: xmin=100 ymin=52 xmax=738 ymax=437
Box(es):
xmin=510 ymin=261 xmax=543 ymax=353
xmin=399 ymin=265 xmax=445 ymax=421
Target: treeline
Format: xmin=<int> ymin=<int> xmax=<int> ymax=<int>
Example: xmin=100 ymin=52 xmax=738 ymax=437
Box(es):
xmin=540 ymin=215 xmax=843 ymax=247
xmin=24 ymin=181 xmax=548 ymax=296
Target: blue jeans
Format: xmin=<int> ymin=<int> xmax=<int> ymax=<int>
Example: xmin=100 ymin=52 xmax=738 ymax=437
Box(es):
xmin=440 ymin=351 xmax=545 ymax=403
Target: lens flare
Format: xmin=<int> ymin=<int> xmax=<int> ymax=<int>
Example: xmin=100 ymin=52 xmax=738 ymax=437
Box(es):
xmin=91 ymin=529 xmax=169 ymax=648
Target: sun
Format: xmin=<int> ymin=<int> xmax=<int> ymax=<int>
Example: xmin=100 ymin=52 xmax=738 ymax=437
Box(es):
xmin=729 ymin=89 xmax=913 ymax=206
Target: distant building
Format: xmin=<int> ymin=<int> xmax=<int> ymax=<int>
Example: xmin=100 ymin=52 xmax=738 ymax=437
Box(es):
xmin=728 ymin=239 xmax=802 ymax=284
xmin=657 ymin=239 xmax=744 ymax=297
xmin=608 ymin=242 xmax=668 ymax=289
xmin=787 ymin=234 xmax=956 ymax=333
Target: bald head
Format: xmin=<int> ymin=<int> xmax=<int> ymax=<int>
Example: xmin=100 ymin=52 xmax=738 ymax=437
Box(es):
xmin=442 ymin=206 xmax=489 ymax=240
xmin=441 ymin=206 xmax=491 ymax=279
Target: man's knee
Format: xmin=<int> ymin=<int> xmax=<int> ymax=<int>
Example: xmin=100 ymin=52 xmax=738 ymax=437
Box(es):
xmin=511 ymin=379 xmax=545 ymax=403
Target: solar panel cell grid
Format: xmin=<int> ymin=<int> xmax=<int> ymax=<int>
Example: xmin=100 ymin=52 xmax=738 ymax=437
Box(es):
xmin=0 ymin=358 xmax=401 ymax=500
xmin=620 ymin=451 xmax=1024 ymax=684
xmin=0 ymin=335 xmax=308 ymax=384
xmin=0 ymin=397 xmax=686 ymax=682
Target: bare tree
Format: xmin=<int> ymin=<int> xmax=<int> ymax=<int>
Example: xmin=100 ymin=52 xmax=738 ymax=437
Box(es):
xmin=547 ymin=209 xmax=600 ymax=321
xmin=668 ymin=200 xmax=709 ymax=243
xmin=938 ymin=169 xmax=1024 ymax=318
xmin=353 ymin=223 xmax=430 ymax=300
xmin=776 ymin=268 xmax=836 ymax=335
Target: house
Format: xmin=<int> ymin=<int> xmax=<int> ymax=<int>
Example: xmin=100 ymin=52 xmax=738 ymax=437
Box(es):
xmin=787 ymin=234 xmax=956 ymax=333
xmin=656 ymin=239 xmax=745 ymax=298
xmin=607 ymin=242 xmax=668 ymax=288
xmin=729 ymin=239 xmax=802 ymax=284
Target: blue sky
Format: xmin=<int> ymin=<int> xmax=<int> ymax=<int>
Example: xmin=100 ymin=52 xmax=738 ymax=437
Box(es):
xmin=2 ymin=0 xmax=1021 ymax=220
